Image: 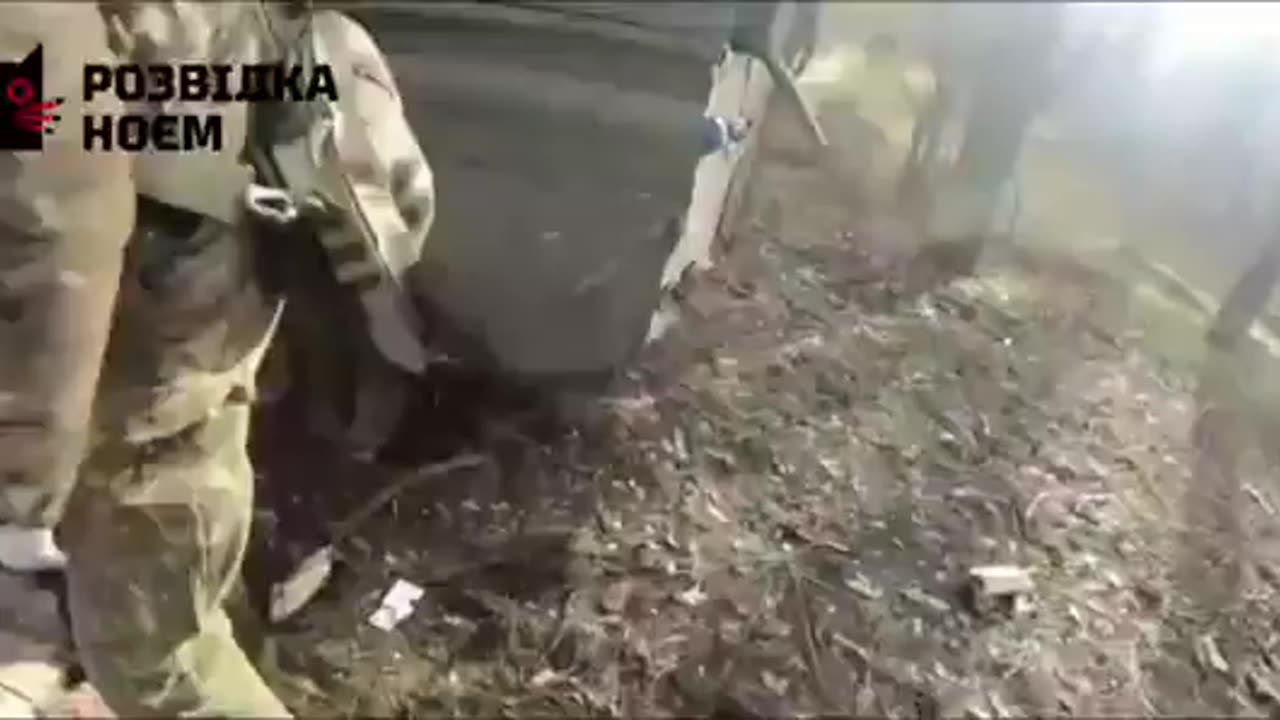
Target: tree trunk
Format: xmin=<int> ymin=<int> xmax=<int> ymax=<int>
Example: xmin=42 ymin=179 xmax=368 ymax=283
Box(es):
xmin=896 ymin=80 xmax=951 ymax=214
xmin=908 ymin=5 xmax=1063 ymax=286
xmin=896 ymin=7 xmax=954 ymax=218
xmin=1207 ymin=236 xmax=1280 ymax=350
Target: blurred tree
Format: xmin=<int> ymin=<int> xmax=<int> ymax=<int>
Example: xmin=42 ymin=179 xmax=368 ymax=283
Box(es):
xmin=1207 ymin=234 xmax=1280 ymax=351
xmin=1202 ymin=42 xmax=1280 ymax=352
xmin=784 ymin=1 xmax=819 ymax=74
xmin=1206 ymin=43 xmax=1272 ymax=224
xmin=904 ymin=4 xmax=1065 ymax=287
xmin=895 ymin=28 xmax=951 ymax=215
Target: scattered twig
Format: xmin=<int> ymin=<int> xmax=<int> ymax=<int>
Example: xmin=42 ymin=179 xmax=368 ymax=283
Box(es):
xmin=995 ymin=649 xmax=1039 ymax=683
xmin=329 ymin=453 xmax=490 ymax=543
xmin=1022 ymin=490 xmax=1053 ymax=528
xmin=270 ymin=453 xmax=491 ymax=622
xmin=537 ymin=589 xmax=575 ymax=668
xmin=1128 ymin=640 xmax=1157 ymax=716
xmin=778 ymin=523 xmax=856 ymax=558
xmin=788 ymin=570 xmax=842 ymax=713
xmin=1245 ymin=484 xmax=1276 ymax=518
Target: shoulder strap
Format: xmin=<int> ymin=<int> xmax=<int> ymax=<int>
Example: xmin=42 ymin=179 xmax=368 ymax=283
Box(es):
xmin=246 ymin=7 xmax=428 ymax=374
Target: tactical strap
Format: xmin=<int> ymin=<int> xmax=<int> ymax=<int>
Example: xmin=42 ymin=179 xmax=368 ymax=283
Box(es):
xmin=248 ymin=6 xmax=428 ymax=374
xmin=306 ymin=15 xmax=428 ymax=373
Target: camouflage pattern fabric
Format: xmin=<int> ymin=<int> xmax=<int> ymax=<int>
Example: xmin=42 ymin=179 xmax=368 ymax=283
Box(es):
xmin=61 ymin=401 xmax=289 ymax=718
xmin=0 ymin=4 xmax=134 ymax=530
xmin=71 ymin=3 xmax=289 ymax=716
xmin=3 ymin=2 xmax=287 ymax=716
xmin=4 ymin=2 xmax=433 ymax=714
xmin=91 ymin=1 xmax=279 ymax=444
xmin=274 ymin=9 xmax=435 ymax=455
xmin=310 ymin=8 xmax=436 ymax=300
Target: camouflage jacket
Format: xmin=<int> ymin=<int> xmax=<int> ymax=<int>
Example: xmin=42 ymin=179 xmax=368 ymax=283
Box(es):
xmin=0 ymin=2 xmax=434 ymax=527
xmin=260 ymin=8 xmax=436 ymax=375
xmin=90 ymin=2 xmax=284 ymax=449
xmin=0 ymin=4 xmax=134 ymax=528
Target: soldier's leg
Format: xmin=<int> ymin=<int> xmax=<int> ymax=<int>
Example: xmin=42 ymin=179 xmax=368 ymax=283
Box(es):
xmin=0 ymin=4 xmax=133 ymax=574
xmin=59 ymin=401 xmax=289 ymax=718
xmin=347 ymin=343 xmax=414 ymax=460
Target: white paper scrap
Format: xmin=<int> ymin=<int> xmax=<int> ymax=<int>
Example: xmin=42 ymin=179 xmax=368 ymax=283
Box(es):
xmin=367 ymin=578 xmax=426 ymax=631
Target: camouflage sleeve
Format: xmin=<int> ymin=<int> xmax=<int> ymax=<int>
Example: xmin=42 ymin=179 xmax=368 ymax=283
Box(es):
xmin=0 ymin=6 xmax=134 ymax=528
xmin=319 ymin=11 xmax=435 ymax=253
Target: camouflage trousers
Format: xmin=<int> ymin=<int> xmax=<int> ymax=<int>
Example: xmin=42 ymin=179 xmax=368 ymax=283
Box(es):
xmin=59 ymin=386 xmax=289 ymax=717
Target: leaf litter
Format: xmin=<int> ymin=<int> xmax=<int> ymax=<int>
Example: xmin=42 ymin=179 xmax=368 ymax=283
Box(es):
xmin=253 ymin=135 xmax=1280 ymax=719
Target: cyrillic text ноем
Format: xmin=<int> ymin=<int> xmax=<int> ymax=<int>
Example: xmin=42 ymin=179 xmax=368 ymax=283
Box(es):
xmin=81 ymin=62 xmax=338 ymax=152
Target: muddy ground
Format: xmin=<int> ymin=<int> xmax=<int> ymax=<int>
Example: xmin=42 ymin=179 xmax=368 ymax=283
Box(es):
xmin=248 ymin=113 xmax=1280 ymax=717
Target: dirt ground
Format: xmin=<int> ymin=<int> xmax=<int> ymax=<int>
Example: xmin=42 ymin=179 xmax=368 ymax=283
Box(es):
xmin=245 ymin=107 xmax=1280 ymax=717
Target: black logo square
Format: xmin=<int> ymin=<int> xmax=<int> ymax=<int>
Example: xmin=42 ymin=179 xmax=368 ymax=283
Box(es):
xmin=0 ymin=45 xmax=65 ymax=151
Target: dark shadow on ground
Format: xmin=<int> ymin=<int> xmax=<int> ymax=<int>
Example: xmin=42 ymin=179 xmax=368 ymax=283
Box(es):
xmin=245 ymin=358 xmax=621 ymax=633
xmin=1154 ymin=340 xmax=1280 ymax=716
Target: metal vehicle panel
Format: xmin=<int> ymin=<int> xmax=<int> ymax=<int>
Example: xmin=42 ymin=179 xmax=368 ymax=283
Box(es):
xmin=354 ymin=2 xmax=812 ymax=381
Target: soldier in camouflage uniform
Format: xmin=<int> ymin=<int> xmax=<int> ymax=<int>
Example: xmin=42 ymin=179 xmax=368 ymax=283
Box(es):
xmin=0 ymin=4 xmax=133 ymax=573
xmin=0 ymin=3 xmax=434 ymax=716
xmin=0 ymin=5 xmax=130 ymax=575
xmin=268 ymin=8 xmax=436 ymax=460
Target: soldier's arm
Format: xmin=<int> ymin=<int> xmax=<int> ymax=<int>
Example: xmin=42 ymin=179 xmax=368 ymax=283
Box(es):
xmin=381 ymin=96 xmax=436 ymax=251
xmin=0 ymin=7 xmax=134 ymax=528
xmin=322 ymin=11 xmax=435 ymax=248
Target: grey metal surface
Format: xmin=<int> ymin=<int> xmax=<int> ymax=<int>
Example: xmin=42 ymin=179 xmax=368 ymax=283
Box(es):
xmin=358 ymin=3 xmax=731 ymax=379
xmin=351 ymin=3 xmax=825 ymax=380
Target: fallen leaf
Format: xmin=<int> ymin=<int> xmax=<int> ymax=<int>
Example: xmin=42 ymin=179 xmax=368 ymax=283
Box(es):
xmin=760 ymin=669 xmax=789 ymax=695
xmin=601 ymin=580 xmax=632 ymax=615
xmin=843 ymin=572 xmax=883 ymax=600
xmin=270 ymin=545 xmax=334 ymax=623
xmin=901 ymin=586 xmax=951 ymax=614
xmin=677 ymin=585 xmax=708 ymax=607
xmin=705 ymin=498 xmax=730 ymax=524
xmin=530 ymin=668 xmax=559 ymax=688
xmin=1246 ymin=667 xmax=1280 ymax=707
